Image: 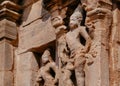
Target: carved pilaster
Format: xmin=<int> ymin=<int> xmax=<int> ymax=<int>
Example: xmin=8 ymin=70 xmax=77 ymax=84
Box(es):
xmin=84 ymin=1 xmax=112 ymax=86
xmin=0 ymin=1 xmax=21 ymax=86
xmin=109 ymin=2 xmax=120 ymax=86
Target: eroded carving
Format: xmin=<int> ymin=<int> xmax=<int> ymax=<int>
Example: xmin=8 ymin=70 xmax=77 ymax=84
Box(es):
xmin=61 ymin=5 xmax=93 ymax=86
xmin=51 ymin=15 xmax=71 ymax=86
xmin=51 ymin=15 xmax=67 ymax=37
xmin=81 ymin=1 xmax=112 ymax=86
xmin=60 ymin=57 xmax=75 ymax=86
xmin=0 ymin=0 xmax=116 ymax=86
xmin=36 ymin=49 xmax=59 ymax=86
xmin=81 ymin=0 xmax=112 ymax=12
xmin=40 ymin=1 xmax=113 ymax=86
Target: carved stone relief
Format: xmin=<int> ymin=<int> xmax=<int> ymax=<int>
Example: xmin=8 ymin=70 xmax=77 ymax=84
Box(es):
xmin=35 ymin=49 xmax=58 ymax=86
xmin=34 ymin=1 xmax=95 ymax=86
xmin=33 ymin=0 xmax=114 ymax=86
xmin=2 ymin=0 xmax=119 ymax=86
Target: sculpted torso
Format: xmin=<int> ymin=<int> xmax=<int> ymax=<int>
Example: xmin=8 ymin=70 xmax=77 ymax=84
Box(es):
xmin=66 ymin=27 xmax=85 ymax=52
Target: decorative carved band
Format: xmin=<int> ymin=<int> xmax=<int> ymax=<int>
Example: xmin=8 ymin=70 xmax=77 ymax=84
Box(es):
xmin=0 ymin=1 xmax=21 ymax=22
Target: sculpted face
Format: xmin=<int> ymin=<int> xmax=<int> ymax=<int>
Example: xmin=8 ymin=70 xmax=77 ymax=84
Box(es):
xmin=42 ymin=56 xmax=49 ymax=64
xmin=69 ymin=12 xmax=82 ymax=29
xmin=69 ymin=17 xmax=78 ymax=29
xmin=51 ymin=16 xmax=64 ymax=28
xmin=42 ymin=49 xmax=51 ymax=64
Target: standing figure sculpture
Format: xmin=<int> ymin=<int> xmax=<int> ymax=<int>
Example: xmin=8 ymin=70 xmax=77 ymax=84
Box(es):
xmin=51 ymin=15 xmax=71 ymax=86
xmin=61 ymin=61 xmax=75 ymax=86
xmin=51 ymin=15 xmax=68 ymax=67
xmin=65 ymin=5 xmax=92 ymax=86
xmin=36 ymin=49 xmax=58 ymax=86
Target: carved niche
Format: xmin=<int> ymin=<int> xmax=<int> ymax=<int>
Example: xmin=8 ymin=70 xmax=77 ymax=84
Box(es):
xmin=35 ymin=0 xmax=113 ymax=86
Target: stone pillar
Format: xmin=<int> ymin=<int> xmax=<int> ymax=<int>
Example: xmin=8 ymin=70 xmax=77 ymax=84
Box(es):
xmin=0 ymin=1 xmax=20 ymax=86
xmin=15 ymin=0 xmax=54 ymax=86
xmin=109 ymin=2 xmax=120 ymax=86
xmin=15 ymin=51 xmax=39 ymax=86
xmin=0 ymin=39 xmax=14 ymax=86
xmin=83 ymin=1 xmax=112 ymax=86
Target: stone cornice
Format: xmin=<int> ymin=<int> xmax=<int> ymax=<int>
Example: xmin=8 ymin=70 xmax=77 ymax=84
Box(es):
xmin=0 ymin=1 xmax=21 ymax=12
xmin=0 ymin=1 xmax=21 ymax=22
xmin=87 ymin=8 xmax=112 ymax=17
xmin=0 ymin=1 xmax=21 ymax=43
xmin=0 ymin=8 xmax=20 ymax=22
xmin=42 ymin=0 xmax=76 ymax=12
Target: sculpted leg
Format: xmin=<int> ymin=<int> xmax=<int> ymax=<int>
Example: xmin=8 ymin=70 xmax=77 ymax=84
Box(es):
xmin=74 ymin=53 xmax=86 ymax=86
xmin=75 ymin=64 xmax=85 ymax=86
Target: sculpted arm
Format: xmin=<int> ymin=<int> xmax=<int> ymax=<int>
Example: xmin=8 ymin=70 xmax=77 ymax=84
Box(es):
xmin=50 ymin=62 xmax=59 ymax=83
xmin=36 ymin=68 xmax=43 ymax=82
xmin=79 ymin=27 xmax=91 ymax=52
xmin=59 ymin=35 xmax=70 ymax=63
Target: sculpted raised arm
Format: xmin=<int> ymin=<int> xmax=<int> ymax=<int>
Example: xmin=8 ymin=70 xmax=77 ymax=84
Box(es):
xmin=79 ymin=27 xmax=91 ymax=52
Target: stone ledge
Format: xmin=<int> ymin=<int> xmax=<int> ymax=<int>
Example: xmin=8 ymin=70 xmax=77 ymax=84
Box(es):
xmin=0 ymin=1 xmax=21 ymax=22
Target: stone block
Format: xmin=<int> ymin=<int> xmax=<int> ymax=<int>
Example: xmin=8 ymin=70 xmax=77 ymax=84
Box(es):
xmin=15 ymin=70 xmax=37 ymax=86
xmin=0 ymin=19 xmax=17 ymax=40
xmin=14 ymin=51 xmax=39 ymax=86
xmin=19 ymin=18 xmax=56 ymax=53
xmin=15 ymin=52 xmax=39 ymax=71
xmin=18 ymin=0 xmax=56 ymax=53
xmin=22 ymin=0 xmax=50 ymax=26
xmin=0 ymin=71 xmax=13 ymax=86
xmin=0 ymin=39 xmax=13 ymax=71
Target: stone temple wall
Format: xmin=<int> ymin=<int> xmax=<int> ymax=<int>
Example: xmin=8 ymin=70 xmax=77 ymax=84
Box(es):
xmin=0 ymin=0 xmax=120 ymax=86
